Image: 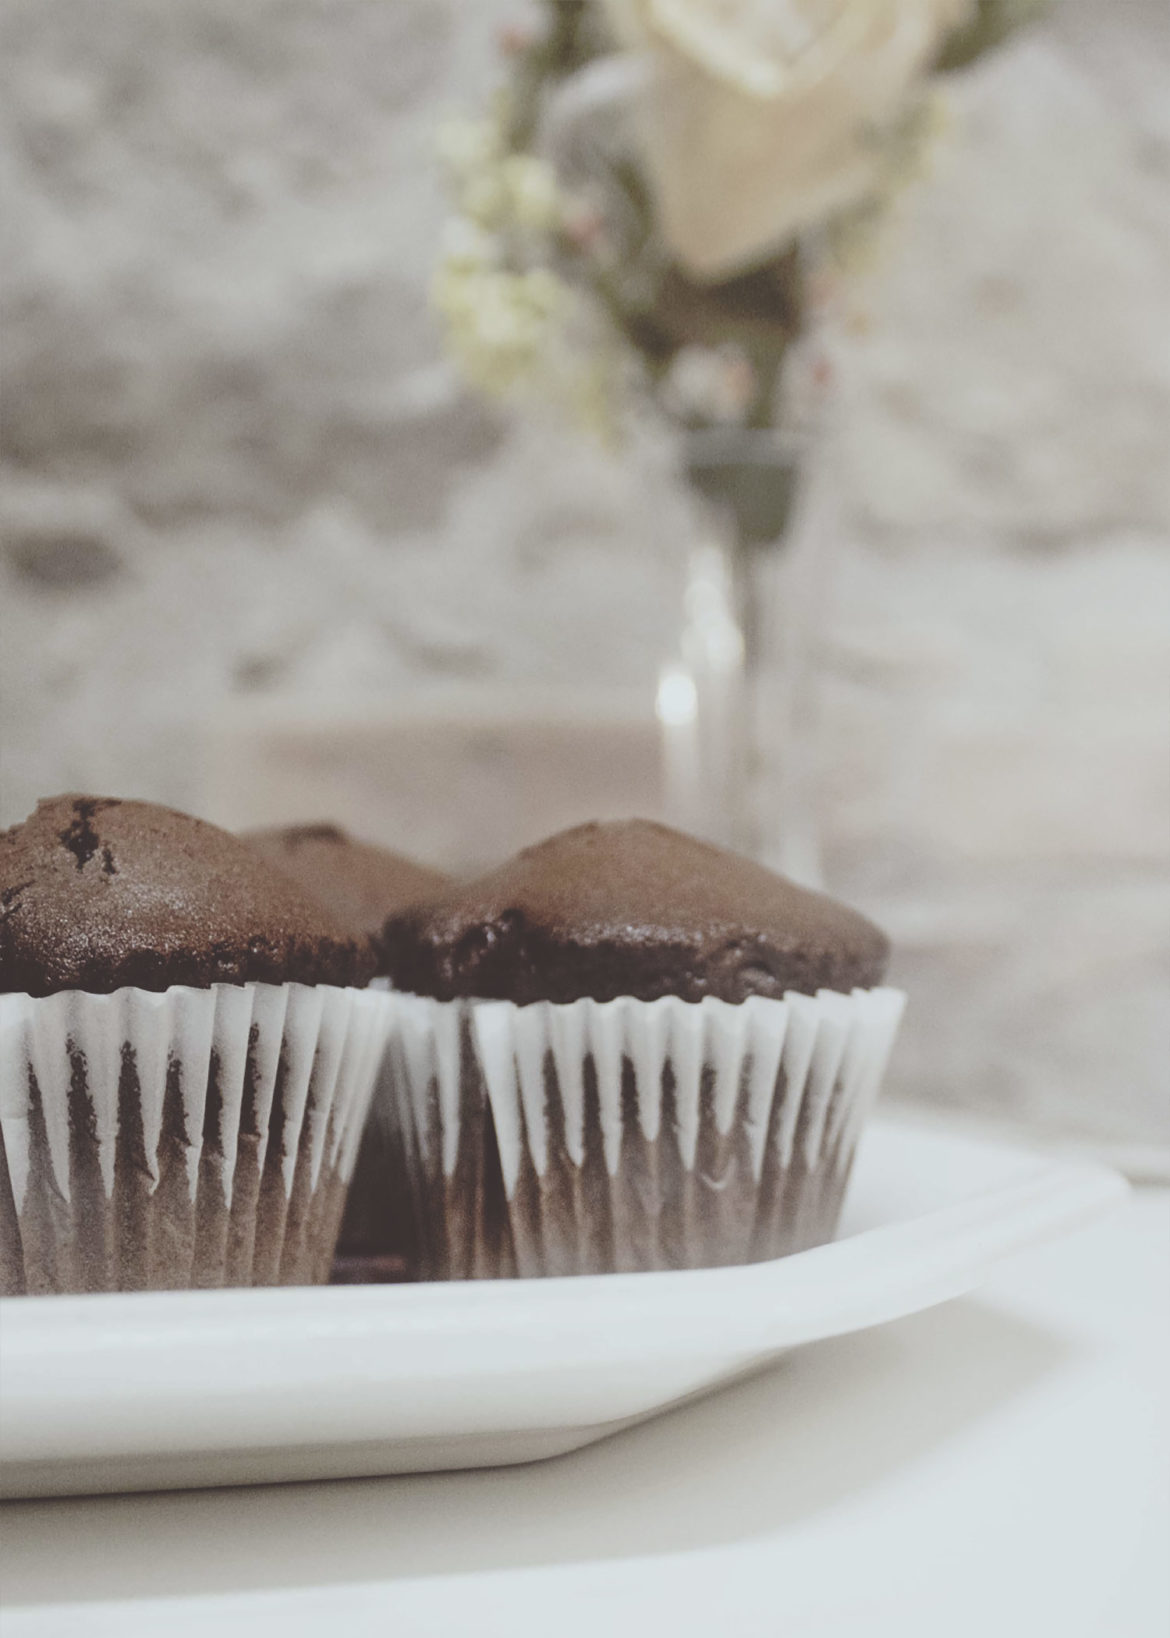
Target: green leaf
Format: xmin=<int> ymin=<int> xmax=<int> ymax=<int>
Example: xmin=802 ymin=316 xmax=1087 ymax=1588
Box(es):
xmin=935 ymin=0 xmax=1052 ymax=71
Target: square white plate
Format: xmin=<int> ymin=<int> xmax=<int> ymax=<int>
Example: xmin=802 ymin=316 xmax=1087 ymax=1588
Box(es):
xmin=0 ymin=1114 xmax=1126 ymax=1499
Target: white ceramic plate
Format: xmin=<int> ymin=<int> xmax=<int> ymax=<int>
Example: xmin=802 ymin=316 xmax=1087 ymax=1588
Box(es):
xmin=0 ymin=1115 xmax=1126 ymax=1499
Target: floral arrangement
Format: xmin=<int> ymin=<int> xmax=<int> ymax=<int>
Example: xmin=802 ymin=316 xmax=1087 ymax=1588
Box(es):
xmin=433 ymin=0 xmax=1048 ymax=439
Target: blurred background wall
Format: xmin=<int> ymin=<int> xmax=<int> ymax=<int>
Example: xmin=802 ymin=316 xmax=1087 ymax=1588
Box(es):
xmin=1 ymin=0 xmax=1167 ymax=1147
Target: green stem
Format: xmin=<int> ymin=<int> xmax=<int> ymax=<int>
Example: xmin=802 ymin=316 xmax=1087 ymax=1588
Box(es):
xmin=744 ymin=348 xmax=785 ymax=430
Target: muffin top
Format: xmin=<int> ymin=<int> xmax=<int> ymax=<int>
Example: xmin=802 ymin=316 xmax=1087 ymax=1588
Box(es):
xmin=0 ymin=795 xmax=374 ymax=997
xmin=382 ymin=818 xmax=889 ymax=1005
xmin=245 ymin=823 xmax=449 ymax=972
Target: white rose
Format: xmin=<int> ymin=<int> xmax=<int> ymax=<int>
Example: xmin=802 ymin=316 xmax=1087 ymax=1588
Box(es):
xmin=601 ymin=0 xmax=972 ymax=279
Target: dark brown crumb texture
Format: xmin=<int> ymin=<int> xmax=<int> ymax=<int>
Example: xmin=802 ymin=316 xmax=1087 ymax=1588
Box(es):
xmin=383 ymin=818 xmax=889 ymax=1005
xmin=245 ymin=823 xmax=449 ymax=973
xmin=0 ymin=795 xmax=374 ymax=996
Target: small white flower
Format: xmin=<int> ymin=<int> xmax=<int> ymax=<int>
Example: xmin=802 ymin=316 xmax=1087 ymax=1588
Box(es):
xmin=518 ymin=266 xmax=569 ymax=316
xmin=431 ymin=253 xmax=575 ymax=396
xmin=461 ymin=169 xmax=511 ymax=231
xmin=439 ymin=216 xmax=499 ymax=271
xmin=435 ymin=115 xmax=504 ymax=183
xmin=501 ymin=155 xmax=563 ymax=234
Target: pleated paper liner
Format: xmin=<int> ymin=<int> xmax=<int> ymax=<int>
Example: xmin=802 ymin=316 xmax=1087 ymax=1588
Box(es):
xmin=387 ymin=986 xmax=905 ymax=1279
xmin=391 ymin=1001 xmax=517 ymax=1280
xmin=330 ymin=976 xmax=422 ymax=1284
xmin=0 ymin=982 xmax=390 ymax=1296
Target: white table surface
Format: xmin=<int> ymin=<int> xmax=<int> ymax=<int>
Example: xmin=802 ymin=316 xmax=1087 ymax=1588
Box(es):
xmin=1 ymin=1188 xmax=1166 ymax=1638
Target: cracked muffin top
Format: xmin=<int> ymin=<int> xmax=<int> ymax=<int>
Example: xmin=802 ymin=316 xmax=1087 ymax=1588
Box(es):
xmin=382 ymin=818 xmax=889 ymax=1005
xmin=245 ymin=823 xmax=449 ymax=974
xmin=0 ymin=795 xmax=374 ymax=996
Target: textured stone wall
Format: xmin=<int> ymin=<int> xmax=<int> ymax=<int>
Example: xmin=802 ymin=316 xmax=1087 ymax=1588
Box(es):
xmin=1 ymin=0 xmax=1167 ymax=1146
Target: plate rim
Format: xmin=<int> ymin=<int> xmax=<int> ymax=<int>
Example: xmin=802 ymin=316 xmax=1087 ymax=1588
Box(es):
xmin=0 ymin=1119 xmax=1129 ymax=1492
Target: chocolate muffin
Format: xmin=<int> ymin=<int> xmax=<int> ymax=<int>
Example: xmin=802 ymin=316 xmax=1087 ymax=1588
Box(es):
xmin=244 ymin=822 xmax=451 ymax=1282
xmin=0 ymin=796 xmax=389 ymax=1296
xmin=2 ymin=798 xmax=372 ymax=997
xmin=383 ymin=819 xmax=888 ymax=1004
xmin=245 ymin=822 xmax=448 ymax=973
xmin=382 ymin=820 xmax=904 ymax=1280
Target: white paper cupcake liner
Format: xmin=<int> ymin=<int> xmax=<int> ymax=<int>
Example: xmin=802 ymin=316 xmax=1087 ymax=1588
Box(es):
xmin=331 ymin=978 xmax=427 ymax=1280
xmin=0 ymin=982 xmax=390 ymax=1296
xmin=386 ymin=985 xmax=905 ymax=1278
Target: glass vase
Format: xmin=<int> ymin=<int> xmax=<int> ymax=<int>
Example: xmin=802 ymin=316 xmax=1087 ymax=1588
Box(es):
xmin=660 ymin=421 xmax=838 ymax=886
